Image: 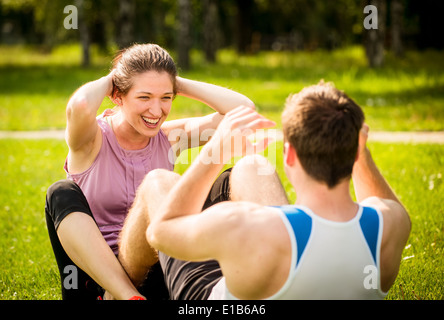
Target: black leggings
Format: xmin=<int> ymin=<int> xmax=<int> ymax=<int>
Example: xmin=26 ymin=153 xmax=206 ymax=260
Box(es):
xmin=45 ymin=169 xmax=231 ymax=300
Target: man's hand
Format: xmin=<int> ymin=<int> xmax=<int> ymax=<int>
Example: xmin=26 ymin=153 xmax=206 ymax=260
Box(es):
xmin=203 ymin=106 xmax=276 ymax=164
xmin=357 ymin=123 xmax=369 ymax=157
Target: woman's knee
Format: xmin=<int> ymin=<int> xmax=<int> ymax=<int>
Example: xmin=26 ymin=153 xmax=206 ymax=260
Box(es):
xmin=46 ymin=179 xmax=79 ymax=202
xmin=45 ymin=179 xmax=93 ymax=230
xmin=46 ymin=180 xmax=79 ymax=216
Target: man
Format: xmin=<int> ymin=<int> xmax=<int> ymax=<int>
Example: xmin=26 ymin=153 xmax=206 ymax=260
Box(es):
xmin=145 ymin=82 xmax=411 ymax=299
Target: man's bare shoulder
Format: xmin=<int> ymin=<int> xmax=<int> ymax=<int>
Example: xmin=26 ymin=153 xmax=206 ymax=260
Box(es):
xmin=205 ymin=200 xmax=282 ymax=222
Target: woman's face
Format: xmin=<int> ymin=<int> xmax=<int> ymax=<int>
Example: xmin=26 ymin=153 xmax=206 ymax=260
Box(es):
xmin=120 ymin=70 xmax=174 ymax=138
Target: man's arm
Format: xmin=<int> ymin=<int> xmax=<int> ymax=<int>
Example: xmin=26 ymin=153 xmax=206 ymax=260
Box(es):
xmin=147 ymin=106 xmax=275 ymax=258
xmin=152 ymin=106 xmax=275 ymax=223
xmin=352 ymin=125 xmax=402 ymax=204
xmin=352 ymin=124 xmax=411 ymax=291
xmin=352 ymin=124 xmax=409 ymax=219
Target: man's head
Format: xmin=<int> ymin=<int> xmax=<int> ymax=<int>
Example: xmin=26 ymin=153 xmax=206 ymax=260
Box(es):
xmin=282 ymin=81 xmax=364 ymax=188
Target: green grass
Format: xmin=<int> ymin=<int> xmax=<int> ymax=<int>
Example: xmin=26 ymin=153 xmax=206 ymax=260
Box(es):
xmin=0 ymin=44 xmax=444 ymax=131
xmin=0 ymin=139 xmax=442 ymax=300
xmin=0 ymin=44 xmax=443 ymax=300
xmin=0 ymin=139 xmax=67 ymax=299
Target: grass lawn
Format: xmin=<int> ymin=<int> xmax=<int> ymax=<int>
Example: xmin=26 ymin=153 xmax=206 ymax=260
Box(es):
xmin=1 ymin=44 xmax=444 ymax=132
xmin=0 ymin=44 xmax=443 ymax=300
xmin=0 ymin=139 xmax=442 ymax=300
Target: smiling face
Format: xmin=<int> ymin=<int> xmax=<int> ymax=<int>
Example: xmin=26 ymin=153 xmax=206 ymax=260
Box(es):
xmin=118 ymin=70 xmax=174 ymax=139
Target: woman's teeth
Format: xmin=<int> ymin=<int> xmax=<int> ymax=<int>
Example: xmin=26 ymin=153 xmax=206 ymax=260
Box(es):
xmin=142 ymin=116 xmax=160 ymax=125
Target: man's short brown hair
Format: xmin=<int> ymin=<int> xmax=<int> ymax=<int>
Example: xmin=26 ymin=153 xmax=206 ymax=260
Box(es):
xmin=282 ymin=81 xmax=365 ymax=188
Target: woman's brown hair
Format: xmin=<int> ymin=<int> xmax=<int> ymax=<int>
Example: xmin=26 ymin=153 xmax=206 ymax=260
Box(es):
xmin=111 ymin=43 xmax=177 ymax=96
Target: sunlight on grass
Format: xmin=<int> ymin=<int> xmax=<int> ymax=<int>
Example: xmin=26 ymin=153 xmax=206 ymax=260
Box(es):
xmin=1 ymin=44 xmax=443 ymax=131
xmin=0 ymin=139 xmax=442 ymax=299
xmin=0 ymin=44 xmax=443 ymax=300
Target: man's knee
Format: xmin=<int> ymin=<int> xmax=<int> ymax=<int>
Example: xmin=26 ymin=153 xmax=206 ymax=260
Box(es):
xmin=232 ymin=154 xmax=275 ymax=177
xmin=138 ymin=169 xmax=180 ymax=195
xmin=230 ymin=155 xmax=288 ymax=205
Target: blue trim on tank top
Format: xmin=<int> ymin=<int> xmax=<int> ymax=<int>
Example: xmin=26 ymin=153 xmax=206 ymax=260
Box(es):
xmin=359 ymin=206 xmax=380 ymax=265
xmin=272 ymin=205 xmax=313 ymax=268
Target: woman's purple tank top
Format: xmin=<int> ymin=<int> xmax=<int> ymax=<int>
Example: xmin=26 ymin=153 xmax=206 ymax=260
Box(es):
xmin=64 ymin=112 xmax=174 ymax=254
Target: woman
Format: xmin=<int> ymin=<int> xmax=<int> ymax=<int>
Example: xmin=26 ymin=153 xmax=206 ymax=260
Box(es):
xmin=45 ymin=43 xmax=254 ymax=300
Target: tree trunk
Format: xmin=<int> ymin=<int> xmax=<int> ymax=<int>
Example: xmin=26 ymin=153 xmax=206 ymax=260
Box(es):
xmin=203 ymin=0 xmax=219 ymax=63
xmin=235 ymin=0 xmax=253 ymax=53
xmin=75 ymin=0 xmax=90 ymax=67
xmin=364 ymin=0 xmax=386 ymax=68
xmin=178 ymin=0 xmax=191 ymax=70
xmin=117 ymin=0 xmax=135 ymax=49
xmin=391 ymin=0 xmax=404 ymax=57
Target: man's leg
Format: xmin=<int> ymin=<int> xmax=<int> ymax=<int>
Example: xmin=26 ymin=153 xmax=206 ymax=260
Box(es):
xmin=118 ymin=170 xmax=181 ymax=288
xmin=143 ymin=169 xmax=228 ymax=300
xmin=230 ymin=154 xmax=289 ymax=206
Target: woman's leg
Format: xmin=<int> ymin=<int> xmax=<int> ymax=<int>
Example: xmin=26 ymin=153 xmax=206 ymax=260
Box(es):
xmin=45 ymin=201 xmax=101 ymax=300
xmin=45 ymin=180 xmax=141 ymax=300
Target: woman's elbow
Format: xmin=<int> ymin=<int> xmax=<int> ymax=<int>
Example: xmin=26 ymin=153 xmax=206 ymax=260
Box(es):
xmin=67 ymin=94 xmax=88 ymax=118
xmin=243 ymin=98 xmax=256 ymax=110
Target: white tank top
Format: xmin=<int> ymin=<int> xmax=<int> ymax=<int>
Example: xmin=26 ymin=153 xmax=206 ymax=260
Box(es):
xmin=209 ymin=204 xmax=387 ymax=300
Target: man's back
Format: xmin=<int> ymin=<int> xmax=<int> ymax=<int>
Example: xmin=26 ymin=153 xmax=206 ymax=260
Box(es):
xmin=208 ymin=204 xmax=386 ymax=300
xmin=267 ymin=205 xmax=386 ymax=299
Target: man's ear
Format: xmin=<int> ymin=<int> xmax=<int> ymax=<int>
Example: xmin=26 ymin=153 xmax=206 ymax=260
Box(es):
xmin=284 ymin=142 xmax=297 ymax=167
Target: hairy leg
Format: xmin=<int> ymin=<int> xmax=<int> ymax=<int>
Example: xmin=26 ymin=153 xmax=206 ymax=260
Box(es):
xmin=230 ymin=154 xmax=289 ymax=206
xmin=118 ymin=169 xmax=180 ymax=287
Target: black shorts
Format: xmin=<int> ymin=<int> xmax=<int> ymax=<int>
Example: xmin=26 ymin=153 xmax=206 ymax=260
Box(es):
xmin=45 ymin=168 xmax=231 ymax=300
xmin=158 ymin=168 xmax=232 ymax=300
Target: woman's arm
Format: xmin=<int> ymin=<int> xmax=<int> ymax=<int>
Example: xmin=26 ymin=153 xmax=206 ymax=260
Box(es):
xmin=162 ymin=77 xmax=255 ymax=153
xmin=65 ymin=72 xmax=114 ymax=173
xmin=176 ymin=76 xmax=255 ymax=114
xmin=66 ymin=72 xmax=113 ymax=151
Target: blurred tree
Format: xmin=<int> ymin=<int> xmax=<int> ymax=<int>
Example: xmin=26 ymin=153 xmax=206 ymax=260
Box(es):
xmin=235 ymin=0 xmax=253 ymax=53
xmin=203 ymin=0 xmax=219 ymax=63
xmin=178 ymin=0 xmax=191 ymax=70
xmin=1 ymin=0 xmax=442 ymax=69
xmin=391 ymin=0 xmax=404 ymax=57
xmin=33 ymin=0 xmax=72 ymax=51
xmin=117 ymin=0 xmax=135 ymax=48
xmin=364 ymin=0 xmax=386 ymax=68
xmin=74 ymin=0 xmax=90 ymax=67
xmin=412 ymin=0 xmax=444 ymax=50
